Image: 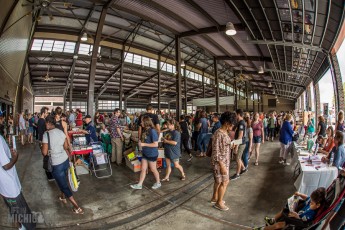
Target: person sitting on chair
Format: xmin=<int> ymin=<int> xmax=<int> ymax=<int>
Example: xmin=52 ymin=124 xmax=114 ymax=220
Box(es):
xmin=253 ymin=187 xmax=326 ymax=230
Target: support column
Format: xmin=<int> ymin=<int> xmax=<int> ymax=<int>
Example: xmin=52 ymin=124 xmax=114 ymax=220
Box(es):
xmin=257 ymin=92 xmax=260 ymax=112
xmin=214 ymin=57 xmax=220 ymax=113
xmin=261 ymin=92 xmax=264 ymax=112
xmin=305 ymin=88 xmax=309 ymax=111
xmin=184 ymin=67 xmax=187 ymax=114
xmin=202 ymin=71 xmax=205 ymax=111
xmin=226 ymin=90 xmax=229 ymax=111
xmin=315 ymin=83 xmax=321 ymax=120
xmin=157 ymin=55 xmax=161 ymax=111
xmin=87 ymin=5 xmax=108 ymax=117
xmin=95 ymin=96 xmax=99 ymax=111
xmin=301 ymin=92 xmax=305 ymax=111
xmin=252 ymin=93 xmax=255 ymax=113
xmin=119 ymin=47 xmax=124 ymax=111
xmin=307 ymin=85 xmax=312 ymax=111
xmin=328 ymin=53 xmax=344 ymax=114
xmin=234 ymin=80 xmax=238 ymax=110
xmin=175 ymin=36 xmax=182 ymax=119
xmin=245 ymin=82 xmax=248 ymax=111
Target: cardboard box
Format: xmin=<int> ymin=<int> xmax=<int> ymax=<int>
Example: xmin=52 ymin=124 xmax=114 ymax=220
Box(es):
xmin=124 ymin=148 xmax=133 ymax=156
xmin=125 ymin=158 xmax=141 ymax=172
xmin=158 ymin=148 xmax=165 ymax=158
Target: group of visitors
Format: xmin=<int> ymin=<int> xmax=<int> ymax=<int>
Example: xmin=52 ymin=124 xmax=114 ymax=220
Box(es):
xmin=1 ymin=104 xmax=345 ymax=230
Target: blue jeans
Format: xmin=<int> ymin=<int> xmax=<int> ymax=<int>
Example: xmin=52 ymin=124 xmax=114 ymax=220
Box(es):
xmin=52 ymin=159 xmax=73 ymax=198
xmin=242 ymin=141 xmax=249 ymax=168
xmin=197 ymin=133 xmax=211 ymax=152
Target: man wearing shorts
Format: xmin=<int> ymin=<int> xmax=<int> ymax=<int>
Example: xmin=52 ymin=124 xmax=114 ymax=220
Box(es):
xmin=230 ymin=109 xmax=246 ymax=180
xmin=0 ymin=135 xmax=36 ymax=230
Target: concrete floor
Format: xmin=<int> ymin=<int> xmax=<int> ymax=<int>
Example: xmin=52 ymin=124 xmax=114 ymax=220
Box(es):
xmin=0 ymin=140 xmax=296 ymax=229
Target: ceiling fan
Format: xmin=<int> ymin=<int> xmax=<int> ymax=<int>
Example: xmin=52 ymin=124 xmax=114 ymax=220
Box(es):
xmin=21 ymin=0 xmax=70 ymax=21
xmin=41 ymin=65 xmax=54 ymax=82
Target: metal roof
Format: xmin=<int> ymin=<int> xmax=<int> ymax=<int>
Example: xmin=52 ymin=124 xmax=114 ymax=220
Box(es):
xmin=27 ymin=0 xmax=345 ymax=102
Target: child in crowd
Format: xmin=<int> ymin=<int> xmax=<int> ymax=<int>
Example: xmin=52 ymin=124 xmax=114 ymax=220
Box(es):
xmin=254 ymin=187 xmax=326 ymax=230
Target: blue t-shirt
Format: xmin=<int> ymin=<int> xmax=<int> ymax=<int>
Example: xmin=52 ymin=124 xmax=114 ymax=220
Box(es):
xmin=200 ymin=118 xmax=208 ymax=134
xmin=298 ymin=197 xmax=317 ymax=222
xmin=333 ymin=144 xmax=345 ymax=169
xmin=142 ymin=128 xmax=159 ymax=158
xmin=85 ymin=122 xmax=98 ymax=144
xmin=29 ymin=117 xmax=35 ymax=127
xmin=212 ymin=121 xmax=221 ymax=134
xmin=164 ymin=130 xmax=181 ymax=160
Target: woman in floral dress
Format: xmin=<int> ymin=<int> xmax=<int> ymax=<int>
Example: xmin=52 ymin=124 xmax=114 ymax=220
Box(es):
xmin=211 ymin=111 xmax=237 ymax=211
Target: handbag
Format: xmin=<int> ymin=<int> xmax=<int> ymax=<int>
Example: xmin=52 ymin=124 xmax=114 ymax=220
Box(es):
xmin=206 ymin=137 xmax=213 ymax=157
xmin=43 ymin=131 xmax=53 ymax=172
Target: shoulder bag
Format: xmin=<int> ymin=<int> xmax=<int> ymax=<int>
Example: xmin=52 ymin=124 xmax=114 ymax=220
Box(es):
xmin=43 ymin=131 xmax=53 ymax=172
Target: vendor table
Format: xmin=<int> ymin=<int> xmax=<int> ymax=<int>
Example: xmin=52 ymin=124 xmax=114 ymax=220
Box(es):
xmin=68 ymin=131 xmax=84 ymax=139
xmin=293 ymin=143 xmax=338 ymax=195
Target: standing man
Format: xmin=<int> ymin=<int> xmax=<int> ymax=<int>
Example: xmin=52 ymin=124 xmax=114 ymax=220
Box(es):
xmin=109 ymin=109 xmax=124 ymax=165
xmin=80 ymin=115 xmax=98 ymax=144
xmin=37 ymin=107 xmax=54 ymax=181
xmin=0 ymin=135 xmax=36 ymax=230
xmin=230 ymin=109 xmax=246 ymax=180
xmin=138 ymin=104 xmax=160 ymax=140
xmin=69 ymin=110 xmax=76 ymax=128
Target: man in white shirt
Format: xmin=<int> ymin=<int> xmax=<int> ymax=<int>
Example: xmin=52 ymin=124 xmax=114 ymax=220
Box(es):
xmin=0 ymin=136 xmax=36 ymax=229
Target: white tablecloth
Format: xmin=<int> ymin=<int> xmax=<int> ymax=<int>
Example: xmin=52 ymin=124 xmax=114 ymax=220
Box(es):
xmin=294 ymin=154 xmax=338 ymax=195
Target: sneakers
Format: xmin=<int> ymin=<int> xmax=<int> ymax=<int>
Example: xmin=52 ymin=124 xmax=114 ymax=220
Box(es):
xmin=278 ymin=159 xmax=284 ymax=164
xmin=264 ymin=216 xmax=276 ymax=225
xmin=230 ymin=174 xmax=240 ymax=180
xmin=130 ymin=184 xmax=142 ymax=190
xmin=283 ymin=162 xmax=290 ymax=166
xmin=187 ymin=154 xmax=193 ymax=162
xmin=240 ymin=168 xmax=248 ymax=175
xmin=151 ymin=182 xmax=161 ymax=190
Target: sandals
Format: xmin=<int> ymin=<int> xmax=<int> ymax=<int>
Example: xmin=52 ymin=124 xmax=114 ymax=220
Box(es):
xmin=210 ymin=200 xmax=225 ymax=204
xmin=59 ymin=196 xmax=67 ymax=204
xmin=161 ymin=178 xmax=170 ymax=182
xmin=72 ymin=207 xmax=84 ymax=214
xmin=180 ymin=174 xmax=186 ymax=181
xmin=213 ymin=204 xmax=229 ymax=211
xmin=254 ymin=162 xmax=259 ymax=166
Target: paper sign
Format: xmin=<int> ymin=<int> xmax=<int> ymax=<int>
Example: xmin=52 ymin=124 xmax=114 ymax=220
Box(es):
xmin=95 ymin=154 xmax=106 ymax=164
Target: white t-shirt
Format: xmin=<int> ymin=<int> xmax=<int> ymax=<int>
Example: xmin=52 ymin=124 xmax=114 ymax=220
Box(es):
xmin=100 ymin=129 xmax=109 ymax=135
xmin=19 ymin=115 xmax=25 ymax=130
xmin=0 ymin=136 xmax=21 ymax=198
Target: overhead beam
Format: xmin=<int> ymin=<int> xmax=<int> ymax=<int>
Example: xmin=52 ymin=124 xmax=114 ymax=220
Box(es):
xmin=87 ymin=0 xmax=115 ymax=117
xmin=251 ymin=80 xmax=306 ymax=90
xmin=125 ymin=72 xmax=158 ymax=94
xmin=97 ymin=65 xmax=121 ymax=97
xmin=216 ymin=56 xmax=272 ymax=62
xmin=179 ymin=24 xmax=245 ymax=38
xmin=244 ymin=40 xmax=325 ymax=53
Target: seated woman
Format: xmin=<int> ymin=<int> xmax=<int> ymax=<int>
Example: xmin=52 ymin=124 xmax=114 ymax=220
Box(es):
xmin=318 ymin=126 xmax=334 ymax=155
xmin=322 ymin=131 xmax=345 ymax=169
xmin=254 ymin=188 xmax=326 ymax=230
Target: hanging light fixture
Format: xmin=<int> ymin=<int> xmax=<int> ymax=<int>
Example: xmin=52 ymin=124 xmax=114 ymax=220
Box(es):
xmin=258 ymin=66 xmax=264 ymax=74
xmin=181 ymin=60 xmax=185 ymax=67
xmin=268 ymin=82 xmax=272 ymax=87
xmin=81 ymin=32 xmax=88 ymax=41
xmin=225 ymin=22 xmax=236 ymax=36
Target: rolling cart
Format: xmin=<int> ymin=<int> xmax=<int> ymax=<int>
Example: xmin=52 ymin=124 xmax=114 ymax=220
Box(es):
xmin=89 ymin=144 xmax=112 ymax=178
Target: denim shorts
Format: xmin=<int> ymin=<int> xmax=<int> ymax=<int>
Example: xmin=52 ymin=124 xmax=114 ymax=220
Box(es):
xmin=253 ymin=136 xmax=262 ymax=144
xmin=142 ymin=154 xmax=158 ymax=162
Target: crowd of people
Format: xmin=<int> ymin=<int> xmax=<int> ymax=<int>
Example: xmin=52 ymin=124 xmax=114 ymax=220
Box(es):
xmin=0 ymin=105 xmax=345 ymax=229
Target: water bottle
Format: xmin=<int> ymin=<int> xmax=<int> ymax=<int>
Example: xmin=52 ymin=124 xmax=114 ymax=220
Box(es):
xmin=329 ymin=151 xmax=334 ymax=167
